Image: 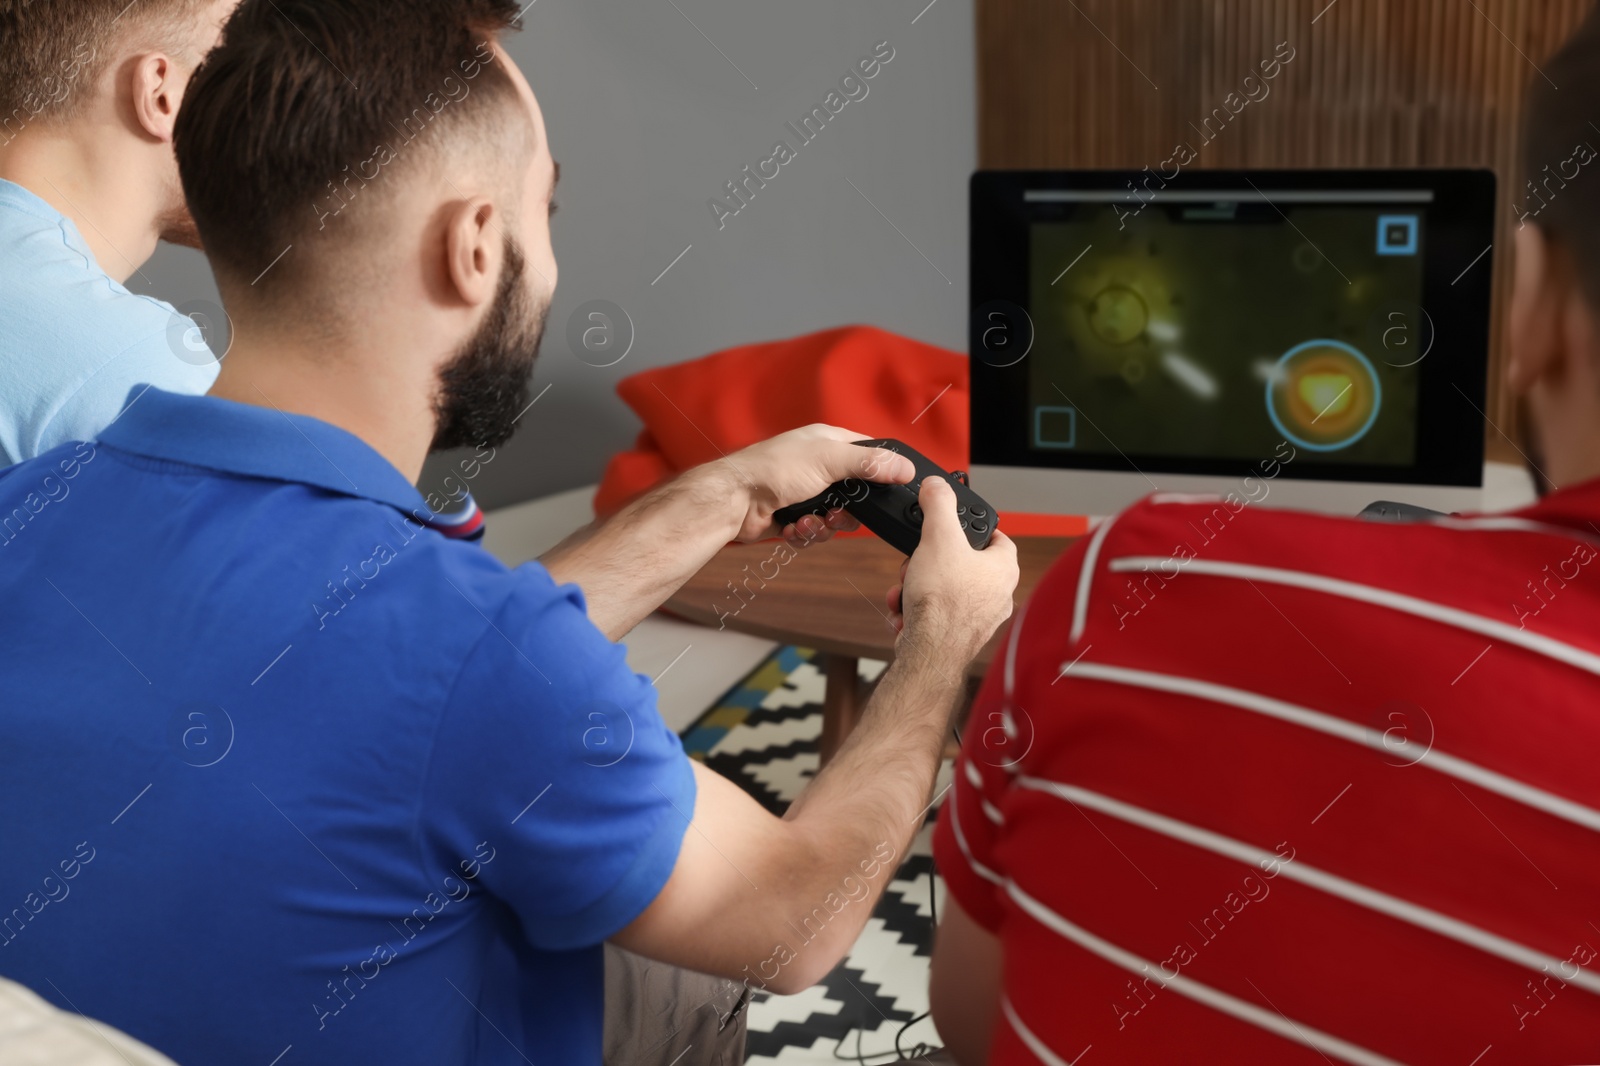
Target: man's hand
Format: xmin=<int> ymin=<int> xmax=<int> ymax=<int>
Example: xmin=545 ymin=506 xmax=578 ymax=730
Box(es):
xmin=720 ymin=424 xmax=916 ymax=545
xmin=613 ymin=478 xmax=1017 ymax=996
xmin=539 ymin=425 xmax=913 ymax=641
xmin=886 ymin=478 xmax=1019 ymax=662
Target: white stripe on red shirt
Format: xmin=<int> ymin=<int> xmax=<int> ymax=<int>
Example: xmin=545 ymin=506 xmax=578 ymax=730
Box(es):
xmin=935 ymin=479 xmax=1600 ymax=1064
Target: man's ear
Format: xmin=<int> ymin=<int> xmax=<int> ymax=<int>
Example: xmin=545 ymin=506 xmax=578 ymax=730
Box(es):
xmin=129 ymin=53 xmax=185 ymax=143
xmin=442 ymin=197 xmax=503 ymax=308
xmin=1507 ymin=223 xmax=1562 ymax=394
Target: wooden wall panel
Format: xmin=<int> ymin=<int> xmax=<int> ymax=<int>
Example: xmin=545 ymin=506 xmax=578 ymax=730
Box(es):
xmin=977 ymin=0 xmax=1596 ymax=462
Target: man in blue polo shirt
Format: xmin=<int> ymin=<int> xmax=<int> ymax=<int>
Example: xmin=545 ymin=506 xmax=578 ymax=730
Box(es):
xmin=0 ymin=0 xmax=239 ymax=466
xmin=0 ymin=2 xmax=1019 ymax=1064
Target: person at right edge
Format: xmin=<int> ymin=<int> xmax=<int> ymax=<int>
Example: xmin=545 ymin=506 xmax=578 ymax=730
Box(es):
xmin=930 ymin=8 xmax=1600 ymax=1064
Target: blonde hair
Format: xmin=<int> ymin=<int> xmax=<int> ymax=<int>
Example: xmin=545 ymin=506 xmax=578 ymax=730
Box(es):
xmin=0 ymin=0 xmax=218 ymax=133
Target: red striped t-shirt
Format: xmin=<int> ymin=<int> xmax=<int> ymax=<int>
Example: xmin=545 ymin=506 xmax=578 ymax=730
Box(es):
xmin=934 ymin=479 xmax=1600 ymax=1065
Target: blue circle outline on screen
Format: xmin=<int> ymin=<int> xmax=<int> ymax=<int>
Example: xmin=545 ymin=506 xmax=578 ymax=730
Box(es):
xmin=1265 ymin=338 xmax=1383 ymax=453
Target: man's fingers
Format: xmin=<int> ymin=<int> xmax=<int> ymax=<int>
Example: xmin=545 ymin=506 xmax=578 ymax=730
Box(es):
xmin=806 ymin=423 xmax=869 ymax=443
xmin=862 ymin=447 xmax=915 ymax=484
xmin=985 ymin=528 xmax=1020 ymax=562
xmin=779 ymin=507 xmax=866 ymax=547
xmin=816 ymin=439 xmax=913 ymax=487
xmin=824 ymin=509 xmax=859 ymax=532
xmin=783 ymin=514 xmax=828 ymax=546
xmin=916 ymin=477 xmax=966 ymax=546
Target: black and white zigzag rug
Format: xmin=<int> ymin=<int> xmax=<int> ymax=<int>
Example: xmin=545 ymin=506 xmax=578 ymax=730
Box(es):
xmin=681 ymin=648 xmax=952 ymax=1065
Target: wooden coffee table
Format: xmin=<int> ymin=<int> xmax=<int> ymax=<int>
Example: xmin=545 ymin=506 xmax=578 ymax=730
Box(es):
xmin=662 ymin=535 xmax=1073 ymax=762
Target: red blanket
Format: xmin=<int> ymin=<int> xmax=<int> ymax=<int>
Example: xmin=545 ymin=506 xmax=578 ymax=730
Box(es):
xmin=594 ymin=325 xmax=1086 ymax=537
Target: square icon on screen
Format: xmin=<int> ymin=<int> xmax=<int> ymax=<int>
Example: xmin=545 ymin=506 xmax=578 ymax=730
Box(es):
xmin=1034 ymin=406 xmax=1077 ymax=448
xmin=1377 ymin=214 xmax=1418 ymax=256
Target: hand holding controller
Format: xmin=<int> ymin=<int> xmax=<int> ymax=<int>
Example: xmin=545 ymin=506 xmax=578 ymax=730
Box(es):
xmin=773 ymin=439 xmax=999 ymax=555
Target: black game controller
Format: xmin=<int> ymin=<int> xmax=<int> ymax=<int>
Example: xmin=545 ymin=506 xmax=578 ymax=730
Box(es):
xmin=773 ymin=439 xmax=998 ymax=555
xmin=1358 ymin=500 xmax=1452 ymax=523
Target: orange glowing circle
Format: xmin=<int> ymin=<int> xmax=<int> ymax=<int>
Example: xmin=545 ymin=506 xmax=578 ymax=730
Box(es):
xmin=1267 ymin=340 xmax=1381 ymax=452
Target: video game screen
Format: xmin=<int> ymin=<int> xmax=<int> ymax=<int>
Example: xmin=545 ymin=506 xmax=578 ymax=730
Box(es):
xmin=1027 ymin=197 xmax=1428 ymax=466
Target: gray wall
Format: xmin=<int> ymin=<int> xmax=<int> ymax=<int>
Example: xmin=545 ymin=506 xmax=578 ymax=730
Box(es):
xmin=133 ymin=0 xmax=975 ymax=511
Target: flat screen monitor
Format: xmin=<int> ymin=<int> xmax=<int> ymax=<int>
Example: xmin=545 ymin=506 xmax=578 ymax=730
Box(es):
xmin=969 ymin=168 xmax=1498 ymax=515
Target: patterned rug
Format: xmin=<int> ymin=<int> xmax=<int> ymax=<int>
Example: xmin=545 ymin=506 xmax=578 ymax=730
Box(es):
xmin=681 ymin=647 xmax=951 ymax=1065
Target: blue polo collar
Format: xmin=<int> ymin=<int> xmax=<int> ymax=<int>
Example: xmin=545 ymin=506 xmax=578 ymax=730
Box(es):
xmin=98 ymin=385 xmax=438 ymax=523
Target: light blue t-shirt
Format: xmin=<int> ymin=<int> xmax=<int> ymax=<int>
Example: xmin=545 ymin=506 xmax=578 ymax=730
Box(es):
xmin=0 ymin=177 xmax=218 ymax=466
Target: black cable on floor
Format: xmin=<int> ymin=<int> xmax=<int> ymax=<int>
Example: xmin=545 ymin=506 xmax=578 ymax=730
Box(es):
xmin=825 ymin=756 xmax=955 ymax=1064
xmin=827 ymin=858 xmax=947 ymax=1064
xmin=829 ymin=1020 xmax=940 ymax=1066
xmin=894 ymin=1010 xmax=932 ymax=1060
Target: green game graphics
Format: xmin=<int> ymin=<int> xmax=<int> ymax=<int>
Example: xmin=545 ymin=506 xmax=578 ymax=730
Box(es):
xmin=1029 ymin=206 xmax=1423 ymax=466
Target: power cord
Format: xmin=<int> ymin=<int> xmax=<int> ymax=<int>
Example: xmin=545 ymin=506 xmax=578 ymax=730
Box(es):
xmin=827 ymin=861 xmax=945 ymax=1063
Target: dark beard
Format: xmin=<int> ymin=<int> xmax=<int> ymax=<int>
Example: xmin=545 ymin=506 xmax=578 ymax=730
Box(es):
xmin=430 ymin=236 xmax=546 ymax=453
xmin=158 ymin=202 xmax=204 ymax=251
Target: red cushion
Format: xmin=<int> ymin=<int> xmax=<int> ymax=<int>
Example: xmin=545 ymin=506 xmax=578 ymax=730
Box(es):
xmin=593 ymin=324 xmax=1086 ymax=536
xmin=595 ymin=326 xmax=965 ymax=513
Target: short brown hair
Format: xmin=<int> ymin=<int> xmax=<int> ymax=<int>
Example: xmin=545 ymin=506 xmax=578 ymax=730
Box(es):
xmin=0 ymin=0 xmax=211 ymax=136
xmin=1521 ymin=4 xmax=1600 ymax=303
xmin=173 ymin=0 xmax=528 ymax=295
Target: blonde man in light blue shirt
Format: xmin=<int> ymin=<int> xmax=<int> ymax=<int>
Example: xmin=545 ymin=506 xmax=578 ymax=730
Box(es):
xmin=0 ymin=0 xmax=239 ymax=466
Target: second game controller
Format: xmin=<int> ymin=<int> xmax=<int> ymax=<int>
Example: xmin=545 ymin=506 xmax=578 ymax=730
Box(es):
xmin=773 ymin=439 xmax=998 ymax=555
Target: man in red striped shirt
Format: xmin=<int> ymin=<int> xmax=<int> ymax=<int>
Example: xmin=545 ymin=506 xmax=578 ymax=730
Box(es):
xmin=928 ymin=11 xmax=1600 ymax=1064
